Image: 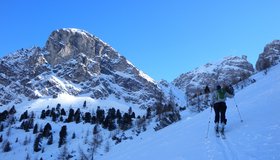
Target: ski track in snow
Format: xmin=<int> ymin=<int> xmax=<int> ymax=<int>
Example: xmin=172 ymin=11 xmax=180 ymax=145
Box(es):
xmin=219 ymin=135 xmax=238 ymax=160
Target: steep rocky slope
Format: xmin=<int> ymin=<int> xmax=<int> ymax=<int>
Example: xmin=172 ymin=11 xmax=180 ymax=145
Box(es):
xmin=173 ymin=56 xmax=254 ymax=94
xmin=256 ymin=40 xmax=280 ymax=71
xmin=0 ymin=28 xmax=161 ymax=108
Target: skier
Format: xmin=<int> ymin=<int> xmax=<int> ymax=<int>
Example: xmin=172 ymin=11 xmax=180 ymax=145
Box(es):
xmin=212 ymin=84 xmax=234 ymax=135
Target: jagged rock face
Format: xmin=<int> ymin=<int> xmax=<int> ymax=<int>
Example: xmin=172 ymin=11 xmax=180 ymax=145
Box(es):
xmin=256 ymin=40 xmax=280 ymax=71
xmin=173 ymin=56 xmax=254 ymax=94
xmin=0 ymin=47 xmax=51 ymax=105
xmin=0 ymin=28 xmax=161 ymax=107
xmin=45 ymin=28 xmax=109 ymax=66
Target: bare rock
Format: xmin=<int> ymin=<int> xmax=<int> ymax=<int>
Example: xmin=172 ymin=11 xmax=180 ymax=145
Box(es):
xmin=256 ymin=40 xmax=280 ymax=71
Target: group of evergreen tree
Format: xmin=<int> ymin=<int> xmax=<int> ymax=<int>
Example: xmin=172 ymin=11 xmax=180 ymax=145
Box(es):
xmin=0 ymin=106 xmax=17 ymax=152
xmin=0 ymin=102 xmax=155 ymax=155
xmin=154 ymin=90 xmax=181 ymax=131
xmin=33 ymin=122 xmax=54 ymax=152
xmin=0 ymin=106 xmax=16 ymax=123
xmin=39 ymin=104 xmax=139 ymax=132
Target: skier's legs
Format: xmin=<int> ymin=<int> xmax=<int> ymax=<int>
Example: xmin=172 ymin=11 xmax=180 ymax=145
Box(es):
xmin=213 ymin=103 xmax=220 ymax=123
xmin=220 ymin=102 xmax=227 ymax=124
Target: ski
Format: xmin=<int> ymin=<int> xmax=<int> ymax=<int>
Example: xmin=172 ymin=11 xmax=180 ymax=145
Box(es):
xmin=215 ymin=128 xmax=220 ymax=137
xmin=215 ymin=128 xmax=226 ymax=139
xmin=216 ymin=131 xmax=220 ymax=137
xmin=220 ymin=129 xmax=226 ymax=139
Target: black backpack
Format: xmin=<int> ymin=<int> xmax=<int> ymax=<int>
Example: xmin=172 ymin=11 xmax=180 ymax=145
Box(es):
xmin=224 ymin=85 xmax=234 ymax=95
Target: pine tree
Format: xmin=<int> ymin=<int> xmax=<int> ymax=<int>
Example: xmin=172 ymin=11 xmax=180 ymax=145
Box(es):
xmin=91 ymin=115 xmax=97 ymax=124
xmin=9 ymin=105 xmax=16 ymax=115
xmin=45 ymin=109 xmax=51 ymax=117
xmin=66 ymin=109 xmax=74 ymax=122
xmin=108 ymin=107 xmax=116 ymax=119
xmin=102 ymin=116 xmax=109 ymax=129
xmin=83 ymin=101 xmax=87 ymax=108
xmin=34 ymin=134 xmax=42 ymax=152
xmin=146 ymin=107 xmax=152 ymax=119
xmin=33 ymin=124 xmax=38 ymax=134
xmin=58 ymin=125 xmax=67 ymax=147
xmin=47 ymin=133 xmax=53 ymax=145
xmin=39 ymin=109 xmax=45 ymax=119
xmin=74 ymin=108 xmax=81 ymax=123
xmin=108 ymin=118 xmax=116 ymax=131
xmin=128 ymin=107 xmax=132 ymax=115
xmin=0 ymin=110 xmax=8 ymax=122
xmin=61 ymin=108 xmax=66 ymax=116
xmin=131 ymin=112 xmax=136 ymax=119
xmin=72 ymin=132 xmax=76 ymax=139
xmin=52 ymin=112 xmax=57 ymax=122
xmin=60 ymin=116 xmax=64 ymax=122
xmin=56 ymin=103 xmax=61 ymax=112
xmin=3 ymin=140 xmax=11 ymax=152
xmin=120 ymin=113 xmax=132 ymax=130
xmin=116 ymin=109 xmax=122 ymax=120
xmin=156 ymin=91 xmax=164 ymax=120
xmin=84 ymin=112 xmax=91 ymax=123
xmin=20 ymin=110 xmax=28 ymax=121
xmin=90 ymin=124 xmax=103 ymax=160
xmin=43 ymin=123 xmax=52 ymax=138
xmin=96 ymin=108 xmax=105 ymax=124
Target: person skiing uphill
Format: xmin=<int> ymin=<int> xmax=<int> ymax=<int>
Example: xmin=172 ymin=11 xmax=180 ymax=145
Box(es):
xmin=212 ymin=85 xmax=234 ymax=134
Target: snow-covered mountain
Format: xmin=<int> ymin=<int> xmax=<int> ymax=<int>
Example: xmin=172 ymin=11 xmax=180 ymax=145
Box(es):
xmin=98 ymin=61 xmax=280 ymax=160
xmin=173 ymin=56 xmax=254 ymax=94
xmin=0 ymin=28 xmax=161 ymax=108
xmin=256 ymin=40 xmax=280 ymax=71
xmin=1 ymin=53 xmax=279 ymax=160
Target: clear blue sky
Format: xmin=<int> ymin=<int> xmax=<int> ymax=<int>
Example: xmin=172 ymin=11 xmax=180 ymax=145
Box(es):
xmin=1 ymin=0 xmax=280 ymax=81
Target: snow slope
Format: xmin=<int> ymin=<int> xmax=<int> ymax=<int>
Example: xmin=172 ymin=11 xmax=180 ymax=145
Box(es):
xmin=0 ymin=94 xmax=149 ymax=160
xmin=99 ymin=64 xmax=280 ymax=160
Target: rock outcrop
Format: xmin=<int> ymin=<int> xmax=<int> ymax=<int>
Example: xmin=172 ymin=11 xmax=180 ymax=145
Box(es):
xmin=256 ymin=40 xmax=280 ymax=71
xmin=173 ymin=56 xmax=254 ymax=94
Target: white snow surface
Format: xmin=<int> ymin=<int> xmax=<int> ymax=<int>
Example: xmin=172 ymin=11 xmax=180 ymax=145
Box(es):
xmin=99 ymin=64 xmax=280 ymax=160
xmin=1 ymin=64 xmax=280 ymax=160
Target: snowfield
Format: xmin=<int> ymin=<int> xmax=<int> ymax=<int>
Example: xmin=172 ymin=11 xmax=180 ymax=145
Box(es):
xmin=99 ymin=64 xmax=280 ymax=160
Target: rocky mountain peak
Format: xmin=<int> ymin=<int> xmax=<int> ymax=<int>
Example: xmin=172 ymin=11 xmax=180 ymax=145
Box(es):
xmin=172 ymin=56 xmax=254 ymax=94
xmin=0 ymin=28 xmax=160 ymax=107
xmin=256 ymin=40 xmax=280 ymax=71
xmin=45 ymin=28 xmax=118 ymax=66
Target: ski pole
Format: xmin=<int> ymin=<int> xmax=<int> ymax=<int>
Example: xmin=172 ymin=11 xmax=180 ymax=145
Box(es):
xmin=205 ymin=106 xmax=213 ymax=138
xmin=233 ymin=97 xmax=243 ymax=123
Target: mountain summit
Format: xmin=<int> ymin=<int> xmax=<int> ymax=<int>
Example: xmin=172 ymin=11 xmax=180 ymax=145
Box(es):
xmin=173 ymin=56 xmax=254 ymax=94
xmin=256 ymin=40 xmax=280 ymax=71
xmin=0 ymin=28 xmax=161 ymax=107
